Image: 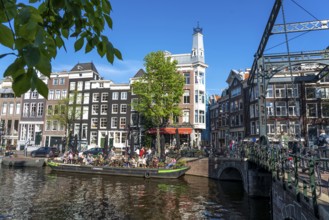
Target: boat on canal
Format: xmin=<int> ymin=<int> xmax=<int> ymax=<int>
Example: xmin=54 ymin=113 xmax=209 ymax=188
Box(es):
xmin=47 ymin=161 xmax=190 ymax=179
xmin=2 ymin=157 xmax=46 ymax=167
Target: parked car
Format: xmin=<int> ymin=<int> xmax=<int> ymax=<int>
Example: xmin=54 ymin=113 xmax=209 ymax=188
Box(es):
xmin=31 ymin=147 xmax=59 ymax=158
xmin=82 ymin=147 xmax=105 ymax=156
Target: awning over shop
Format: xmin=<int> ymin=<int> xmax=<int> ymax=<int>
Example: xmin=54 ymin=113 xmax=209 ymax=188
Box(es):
xmin=147 ymin=127 xmax=192 ymax=135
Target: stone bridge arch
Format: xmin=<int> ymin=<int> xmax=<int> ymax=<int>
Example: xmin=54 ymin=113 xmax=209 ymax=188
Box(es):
xmin=216 ymin=159 xmax=248 ymax=193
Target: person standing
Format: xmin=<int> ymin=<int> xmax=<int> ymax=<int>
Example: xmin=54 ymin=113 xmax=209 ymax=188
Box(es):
xmin=24 ymin=144 xmax=28 ymax=157
xmin=317 ymin=129 xmax=329 ymax=157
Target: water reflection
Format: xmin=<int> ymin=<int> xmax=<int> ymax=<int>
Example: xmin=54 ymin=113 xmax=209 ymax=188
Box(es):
xmin=0 ymin=166 xmax=270 ymax=220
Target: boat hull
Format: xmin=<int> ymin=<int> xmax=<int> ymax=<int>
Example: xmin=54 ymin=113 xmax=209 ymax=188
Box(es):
xmin=48 ymin=162 xmax=190 ymax=179
xmin=2 ymin=157 xmax=45 ymax=167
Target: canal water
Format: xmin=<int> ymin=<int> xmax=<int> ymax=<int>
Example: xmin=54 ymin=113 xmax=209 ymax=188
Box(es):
xmin=0 ymin=166 xmax=270 ymax=220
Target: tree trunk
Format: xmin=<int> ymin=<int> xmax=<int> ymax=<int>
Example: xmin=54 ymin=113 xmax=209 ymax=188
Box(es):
xmin=156 ymin=126 xmax=161 ymax=158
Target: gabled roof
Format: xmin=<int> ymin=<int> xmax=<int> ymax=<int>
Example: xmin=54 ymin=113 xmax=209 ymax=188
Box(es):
xmin=71 ymin=62 xmax=99 ymax=73
xmin=133 ymin=69 xmax=145 ymax=78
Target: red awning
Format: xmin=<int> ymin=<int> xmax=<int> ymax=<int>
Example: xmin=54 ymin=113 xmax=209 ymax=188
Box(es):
xmin=147 ymin=128 xmax=192 ymax=135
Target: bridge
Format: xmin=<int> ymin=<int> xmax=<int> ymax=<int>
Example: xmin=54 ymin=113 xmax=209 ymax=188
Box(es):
xmin=183 ymin=145 xmax=329 ymax=220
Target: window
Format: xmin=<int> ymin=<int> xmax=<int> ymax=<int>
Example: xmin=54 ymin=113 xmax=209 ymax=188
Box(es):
xmin=121 ymin=92 xmax=127 ymax=100
xmin=306 ymin=103 xmax=317 ymax=117
xmin=195 ymin=110 xmax=199 ymax=123
xmin=15 ymin=103 xmax=21 ymax=114
xmin=306 ymin=88 xmax=316 ymax=99
xmin=93 ymin=93 xmax=100 ymax=102
xmin=131 ymin=113 xmax=139 ymax=126
xmin=53 ymin=120 xmax=58 ymax=130
xmin=322 ymin=103 xmax=329 ymax=117
xmin=83 ymin=93 xmax=90 ymax=104
xmin=120 ymin=104 xmax=127 ymax=113
xmin=112 ymin=104 xmax=118 ymax=113
xmin=46 ymin=121 xmax=51 ymax=130
xmin=47 ymin=105 xmax=53 ymax=115
xmin=287 ymin=84 xmax=298 ymax=98
xmin=101 ymin=104 xmax=108 ymax=115
xmin=90 ymin=131 xmax=97 ymax=144
xmin=111 ymin=117 xmax=118 ymax=128
xmin=60 ymin=105 xmax=66 ymax=115
xmin=61 ymin=90 xmax=67 ymax=99
xmin=120 ymin=117 xmax=126 ymax=129
xmin=200 ymin=91 xmax=205 ymax=104
xmin=9 ymin=103 xmax=13 ymax=114
xmin=183 ymin=110 xmax=190 ymax=123
xmin=251 ymin=121 xmax=257 ymax=135
xmin=288 ymin=101 xmax=299 ymax=116
xmin=1 ymin=103 xmax=7 ymax=115
xmin=76 ymin=93 xmax=82 ymax=104
xmin=318 ymin=87 xmax=329 ymax=99
xmin=199 ymin=72 xmax=205 ymax=85
xmin=101 ymin=93 xmax=108 ymax=102
xmin=275 ymin=101 xmax=287 ymax=116
xmin=267 ymin=123 xmax=275 ymax=134
xmin=195 ymin=90 xmax=199 ymax=104
xmin=195 ymin=71 xmax=199 ymax=84
xmin=276 ymin=122 xmax=288 ymax=134
xmin=231 ymin=87 xmax=241 ymax=97
xmin=249 ymin=104 xmax=255 ymax=118
xmin=37 ymin=103 xmax=44 ymax=117
xmin=112 ymin=92 xmax=119 ymax=100
xmin=82 ymin=124 xmax=88 ymax=139
xmin=82 ymin=106 xmax=88 ymax=119
xmin=266 ymin=85 xmax=274 ymax=98
xmin=53 ymin=78 xmax=58 ymax=85
xmin=275 ymin=84 xmax=286 ymax=98
xmin=183 ymin=90 xmax=190 ymax=104
xmin=54 ymin=105 xmax=59 ymax=115
xmin=91 ymin=118 xmax=98 ymax=129
xmin=77 ymin=81 xmax=83 ymax=91
xmin=30 ymin=103 xmax=37 ymax=116
xmin=199 ymin=110 xmax=205 ymax=123
xmin=49 ymin=90 xmax=54 ymax=100
xmin=92 ymin=105 xmax=99 ymax=115
xmin=184 ymin=73 xmax=190 ymax=84
xmin=100 ymin=118 xmax=107 ymax=128
xmin=85 ymin=81 xmax=90 ymax=90
xmin=55 ymin=90 xmax=61 ymax=100
xmin=31 ymin=91 xmax=38 ymax=99
xmin=69 ymin=93 xmax=74 ymax=104
xmin=289 ymin=122 xmax=300 ymax=136
xmin=266 ymin=102 xmax=274 ymax=116
xmin=70 ymin=82 xmax=76 ymax=90
xmin=131 ymin=98 xmax=138 ymax=111
xmin=59 ymin=78 xmax=65 ymax=85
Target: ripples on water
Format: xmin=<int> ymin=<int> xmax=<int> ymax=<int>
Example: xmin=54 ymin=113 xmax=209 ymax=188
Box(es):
xmin=0 ymin=166 xmax=270 ymax=220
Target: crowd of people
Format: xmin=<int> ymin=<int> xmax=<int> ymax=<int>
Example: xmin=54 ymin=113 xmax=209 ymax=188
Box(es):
xmin=57 ymin=146 xmax=177 ymax=169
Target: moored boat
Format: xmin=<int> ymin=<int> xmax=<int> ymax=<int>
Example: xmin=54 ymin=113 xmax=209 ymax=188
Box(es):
xmin=47 ymin=161 xmax=190 ymax=179
xmin=2 ymin=157 xmax=45 ymax=167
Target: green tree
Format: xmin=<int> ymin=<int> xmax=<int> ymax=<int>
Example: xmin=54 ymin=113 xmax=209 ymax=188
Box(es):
xmin=0 ymin=0 xmax=121 ymax=98
xmin=47 ymin=91 xmax=81 ymax=152
xmin=132 ymin=51 xmax=184 ymax=158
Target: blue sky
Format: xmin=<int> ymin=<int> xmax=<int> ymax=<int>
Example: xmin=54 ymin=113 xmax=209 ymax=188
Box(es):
xmin=1 ymin=0 xmax=329 ymax=96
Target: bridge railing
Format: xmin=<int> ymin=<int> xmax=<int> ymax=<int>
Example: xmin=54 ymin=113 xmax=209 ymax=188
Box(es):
xmin=228 ymin=143 xmax=329 ymax=218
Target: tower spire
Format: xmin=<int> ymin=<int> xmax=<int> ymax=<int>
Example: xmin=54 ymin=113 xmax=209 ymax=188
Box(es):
xmin=191 ymin=23 xmax=204 ymax=63
xmin=193 ymin=21 xmax=203 ymax=34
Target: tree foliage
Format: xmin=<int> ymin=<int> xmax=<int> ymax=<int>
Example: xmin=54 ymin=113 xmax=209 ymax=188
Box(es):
xmin=132 ymin=51 xmax=184 ymax=156
xmin=47 ymin=91 xmax=81 ymax=152
xmin=0 ymin=0 xmax=121 ymax=98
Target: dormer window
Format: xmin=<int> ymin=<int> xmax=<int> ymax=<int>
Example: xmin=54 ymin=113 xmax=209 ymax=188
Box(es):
xmin=77 ymin=65 xmax=83 ymax=70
